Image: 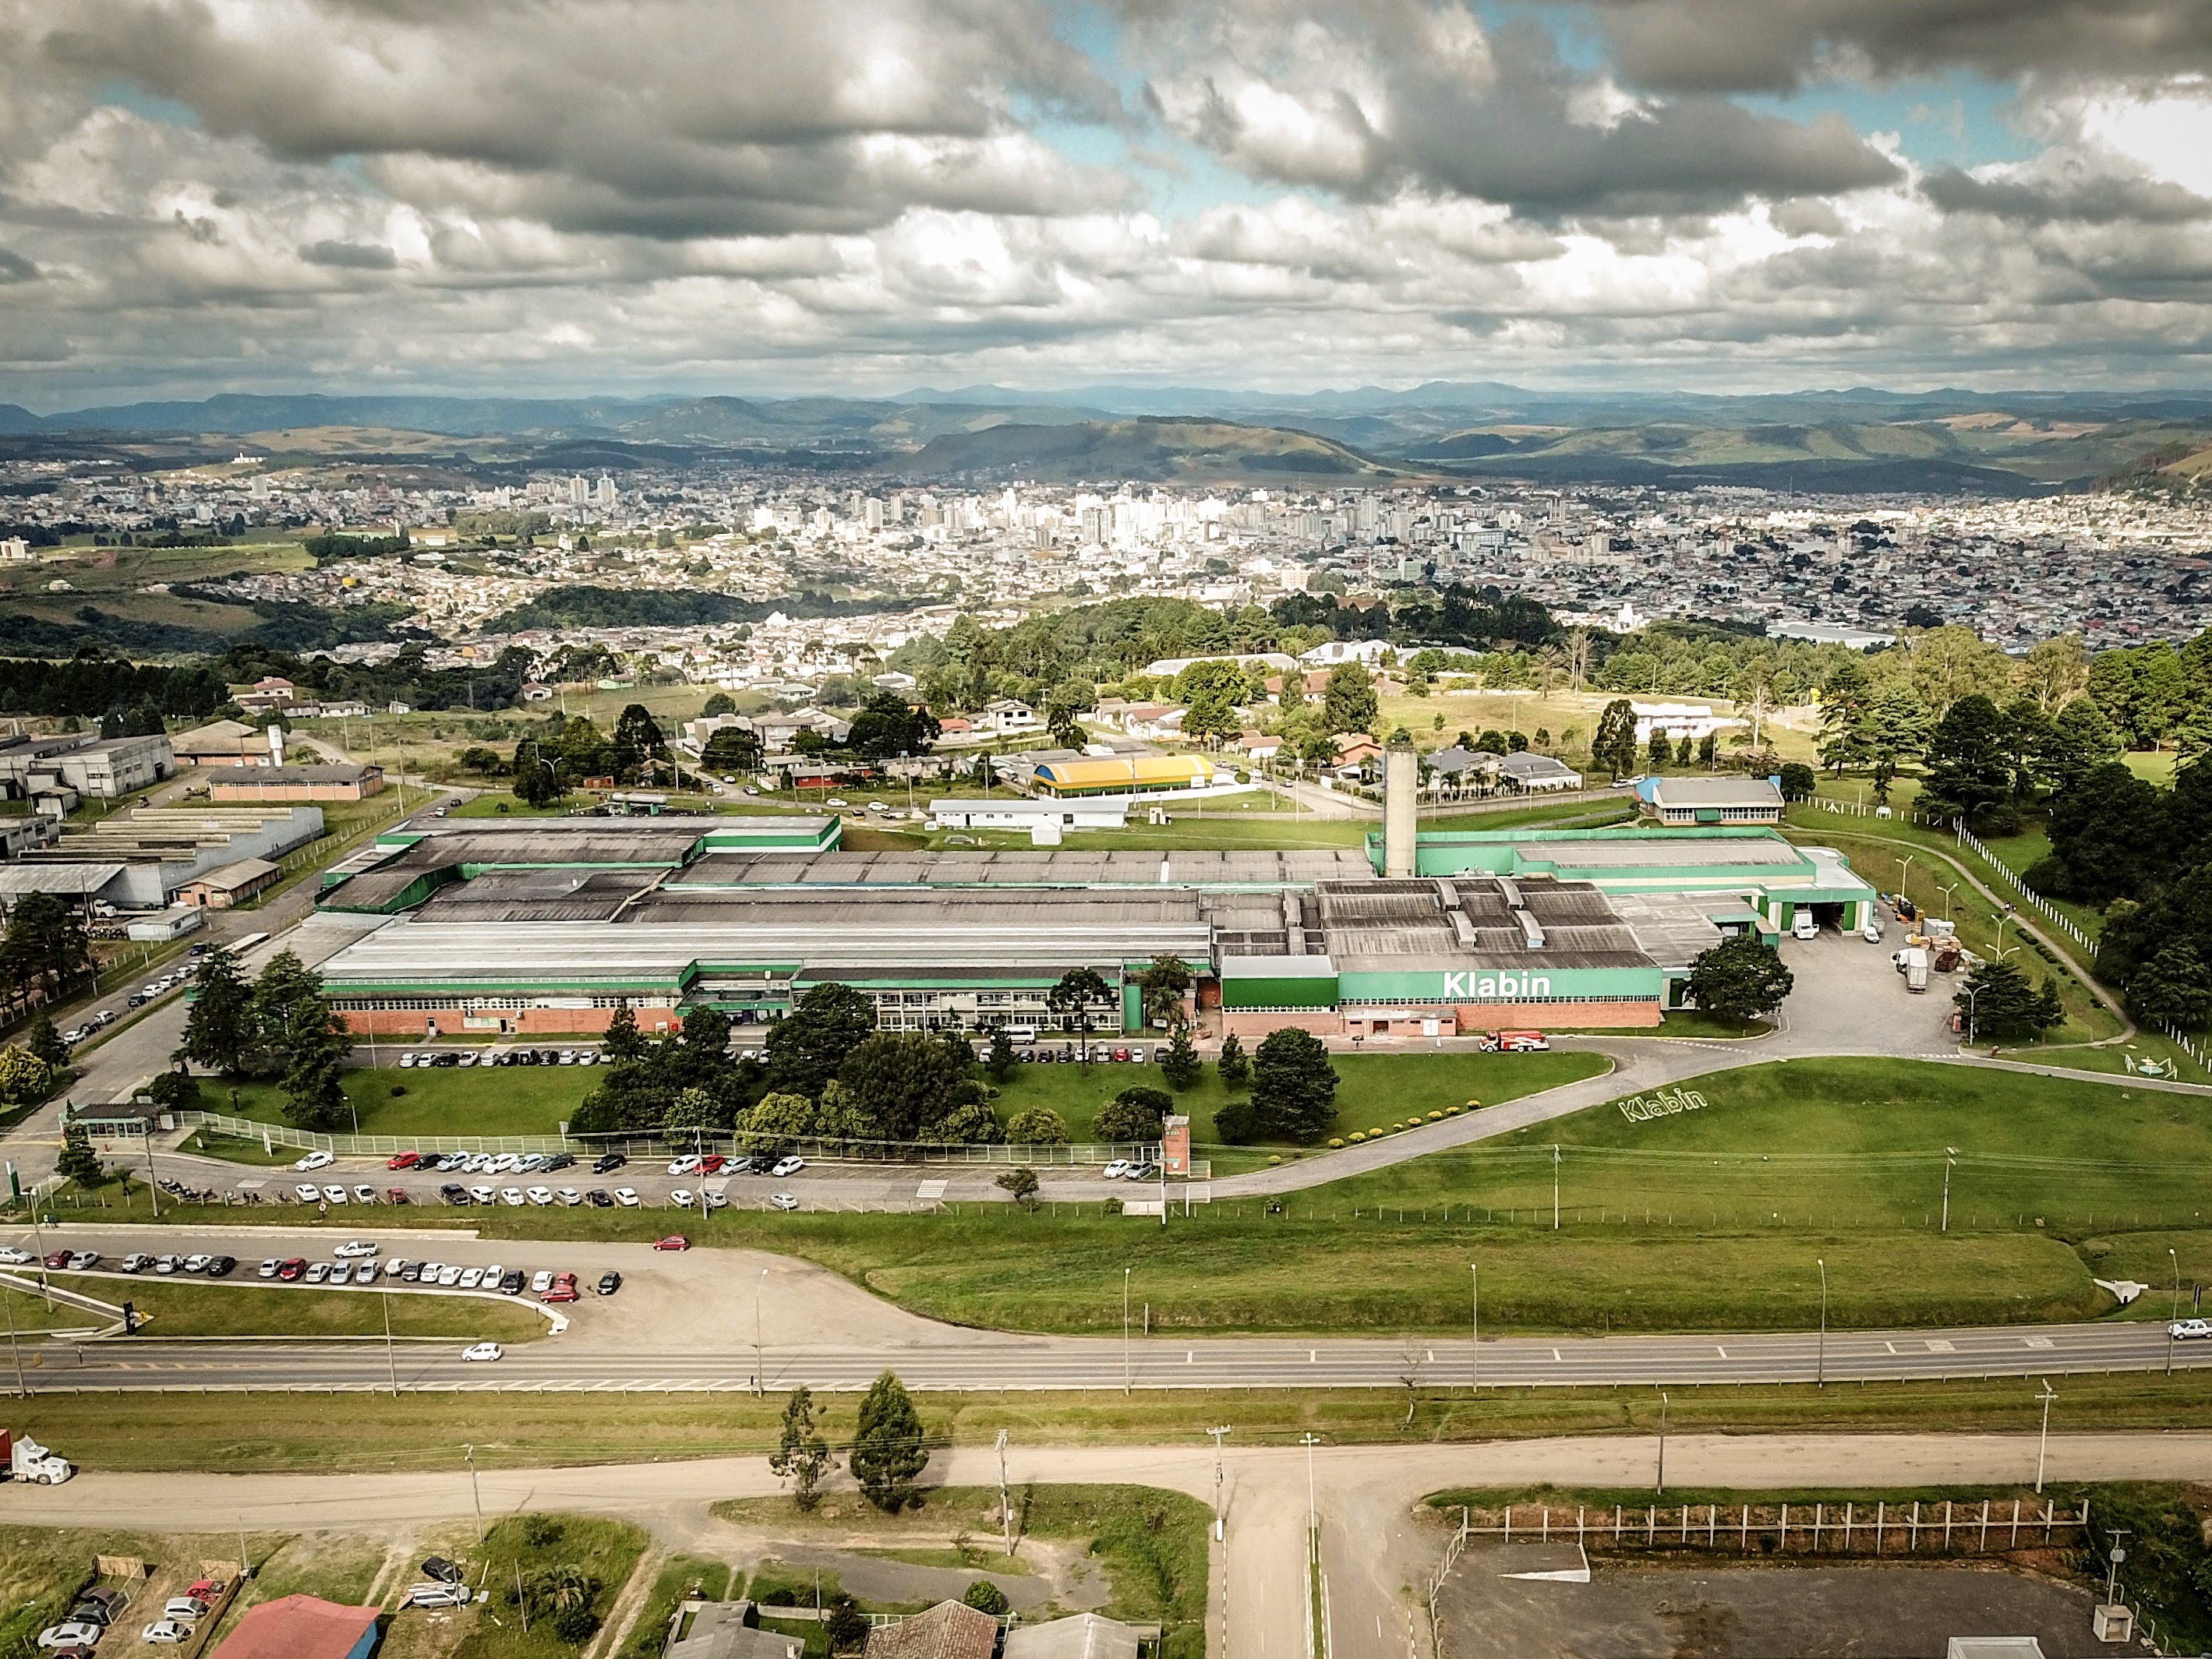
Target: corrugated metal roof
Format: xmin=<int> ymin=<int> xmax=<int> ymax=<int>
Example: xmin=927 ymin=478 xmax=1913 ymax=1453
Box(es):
xmin=0 ymin=863 xmax=122 ymax=895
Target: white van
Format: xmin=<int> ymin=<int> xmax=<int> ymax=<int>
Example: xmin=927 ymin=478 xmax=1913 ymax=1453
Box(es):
xmin=1791 ymin=912 xmax=1819 ymax=941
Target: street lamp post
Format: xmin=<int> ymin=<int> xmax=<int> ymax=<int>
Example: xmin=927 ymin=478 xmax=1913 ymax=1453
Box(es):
xmin=1122 ymin=1266 xmax=1132 ymax=1396
xmin=1553 ymin=1145 xmax=1561 ymax=1231
xmin=754 ymin=1267 xmax=769 ymax=1396
xmin=2169 ymin=1248 xmax=2182 ymax=1377
xmin=1898 ymin=854 xmax=1916 ymax=908
xmin=1942 ymin=881 xmax=1959 ymax=922
xmin=1816 ymin=1258 xmax=1828 ymax=1388
xmin=1655 ymin=1393 xmax=1670 ymax=1494
xmin=1299 ymin=1432 xmax=1320 ymax=1532
xmin=2035 ymin=1381 xmax=2057 ymax=1493
xmin=1942 ymin=1149 xmax=1957 ymax=1233
xmin=1207 ymin=1425 xmax=1231 ymax=1541
xmin=1964 ymin=986 xmax=1980 ymax=1047
xmin=1470 ymin=1262 xmax=1479 ymax=1393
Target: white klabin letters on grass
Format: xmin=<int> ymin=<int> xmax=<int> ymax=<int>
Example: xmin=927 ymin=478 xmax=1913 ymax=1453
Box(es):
xmin=1616 ymin=1088 xmax=1708 ymax=1123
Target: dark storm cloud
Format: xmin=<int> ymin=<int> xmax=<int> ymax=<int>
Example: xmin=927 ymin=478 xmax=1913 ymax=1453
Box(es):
xmin=1583 ymin=0 xmax=2212 ymax=94
xmin=299 ymin=238 xmax=397 ymax=268
xmin=1924 ymin=167 xmax=2212 ymax=225
xmin=0 ymin=248 xmax=35 ymax=281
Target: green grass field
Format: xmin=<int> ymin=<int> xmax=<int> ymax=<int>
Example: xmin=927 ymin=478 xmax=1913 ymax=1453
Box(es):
xmin=214 ymin=1064 xmax=601 ymax=1138
xmin=449 ymin=1515 xmax=648 ymax=1659
xmin=16 ymin=1275 xmax=547 ymax=1341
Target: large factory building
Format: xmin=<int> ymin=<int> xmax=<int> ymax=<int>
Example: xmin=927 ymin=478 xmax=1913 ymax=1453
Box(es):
xmin=311 ymin=778 xmax=1876 ymax=1040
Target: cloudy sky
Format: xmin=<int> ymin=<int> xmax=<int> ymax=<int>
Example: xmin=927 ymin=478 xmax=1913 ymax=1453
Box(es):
xmin=2 ymin=0 xmax=2210 ymax=406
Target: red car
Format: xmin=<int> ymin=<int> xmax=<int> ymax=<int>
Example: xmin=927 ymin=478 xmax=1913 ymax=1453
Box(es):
xmin=383 ymin=1188 xmax=412 ymax=1205
xmin=42 ymin=1249 xmax=69 ymax=1270
xmin=541 ymin=1272 xmax=579 ymax=1303
xmin=387 ymin=1151 xmax=421 ymax=1170
xmin=276 ymin=1257 xmax=308 ymax=1281
xmin=186 ymin=1579 xmax=226 ymax=1602
xmin=699 ymin=1154 xmax=727 ymax=1174
xmin=651 ymin=1235 xmax=691 ymax=1251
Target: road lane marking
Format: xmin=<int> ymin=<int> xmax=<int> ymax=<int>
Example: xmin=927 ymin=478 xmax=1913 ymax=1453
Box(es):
xmin=2023 ymin=1336 xmax=2054 ymax=1350
xmin=1926 ymin=1340 xmax=1956 ymax=1353
xmin=1716 ymin=1346 xmax=1728 ymax=1358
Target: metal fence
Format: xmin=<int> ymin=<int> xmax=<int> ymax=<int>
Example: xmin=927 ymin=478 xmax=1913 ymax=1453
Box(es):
xmin=1952 ymin=824 xmax=2099 ymax=954
xmin=1440 ymin=1497 xmax=2092 ymax=1557
xmin=175 ymin=1110 xmax=1171 ymax=1169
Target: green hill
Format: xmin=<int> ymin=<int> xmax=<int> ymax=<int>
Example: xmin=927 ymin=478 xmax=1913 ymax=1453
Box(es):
xmin=903 ymin=416 xmax=1405 ymax=482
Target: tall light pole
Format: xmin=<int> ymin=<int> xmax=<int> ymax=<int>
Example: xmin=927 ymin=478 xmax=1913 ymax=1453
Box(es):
xmin=1964 ymin=985 xmax=1981 ymax=1047
xmin=1122 ymin=1266 xmax=1132 ymax=1396
xmin=1816 ymin=1258 xmax=1828 ymax=1389
xmin=2035 ymin=1381 xmax=2057 ymax=1493
xmin=5 ymin=1283 xmax=26 ymax=1397
xmin=1655 ymin=1393 xmax=1670 ymax=1495
xmin=754 ymin=1267 xmax=769 ymax=1396
xmin=1898 ymin=854 xmax=1916 ymax=909
xmin=1299 ymin=1432 xmax=1320 ymax=1532
xmin=1941 ymin=1149 xmax=1957 ymax=1233
xmin=465 ymin=1444 xmax=485 ymax=1544
xmin=1470 ymin=1262 xmax=1479 ymax=1393
xmin=1207 ymin=1425 xmax=1231 ymax=1541
xmin=1942 ymin=881 xmax=1959 ymax=922
xmin=2169 ymin=1248 xmax=2182 ymax=1377
xmin=1553 ymin=1145 xmax=1561 ymax=1230
xmin=383 ymin=1292 xmax=398 ymax=1398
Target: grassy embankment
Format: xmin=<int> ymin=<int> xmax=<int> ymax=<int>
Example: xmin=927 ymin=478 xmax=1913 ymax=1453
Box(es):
xmin=126 ymin=1059 xmax=2212 ymax=1338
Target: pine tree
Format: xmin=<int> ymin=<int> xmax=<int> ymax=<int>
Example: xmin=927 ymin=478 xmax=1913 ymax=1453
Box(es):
xmin=55 ymin=1121 xmax=101 ymax=1187
xmin=1160 ymin=1027 xmax=1201 ymax=1090
xmin=175 ymin=948 xmax=250 ymax=1075
xmin=602 ymin=1002 xmax=647 ymax=1064
xmin=850 ymin=1370 xmax=929 ymax=1512
xmin=1217 ymin=1031 xmax=1249 ymax=1087
xmin=23 ymin=1013 xmax=69 ymax=1073
xmin=769 ymin=1386 xmax=832 ymax=1510
xmin=985 ymin=1027 xmax=1016 ymax=1084
xmin=277 ymin=990 xmax=352 ymax=1131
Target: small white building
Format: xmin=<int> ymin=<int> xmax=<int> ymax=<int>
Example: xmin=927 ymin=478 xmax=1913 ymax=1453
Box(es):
xmin=1299 ymin=639 xmax=1392 ymax=667
xmin=929 ymin=797 xmax=1129 ymax=832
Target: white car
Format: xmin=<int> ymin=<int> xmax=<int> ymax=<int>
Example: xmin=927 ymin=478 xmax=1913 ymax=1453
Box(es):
xmin=383 ymin=1258 xmax=411 ymax=1278
xmin=525 ymin=1186 xmax=553 ymax=1205
xmin=333 ymin=1240 xmax=379 ymax=1258
xmin=456 ymin=1052 xmax=477 ymax=1066
xmin=770 ymin=1155 xmax=805 ymax=1177
xmin=481 ymin=1263 xmax=504 ymax=1288
xmin=825 ymin=797 xmax=849 ymax=807
xmin=666 ymin=1156 xmax=701 ymax=1177
xmin=769 ymin=1192 xmax=800 ymax=1211
xmin=155 ymin=1254 xmax=183 ymax=1274
xmin=436 ymin=1263 xmax=464 ymax=1287
xmin=555 ymin=1188 xmax=582 ymax=1206
xmin=1101 ymin=1160 xmax=1132 ymax=1180
xmin=182 ymin=1253 xmax=212 ymax=1273
xmin=122 ymin=1251 xmax=156 ymax=1272
xmin=163 ymin=1597 xmax=211 ymax=1622
xmin=670 ymin=1188 xmax=696 ymax=1209
xmin=0 ymin=1247 xmax=34 ymax=1265
xmin=487 ymin=1153 xmax=521 ymax=1174
xmin=294 ymin=1184 xmax=323 ymax=1203
xmin=2171 ymin=1318 xmax=2212 ymax=1341
xmin=702 ymin=1189 xmax=728 ymax=1210
xmin=531 ymin=1269 xmax=555 ymax=1294
xmin=613 ymin=1187 xmax=640 ymax=1207
xmin=500 ymin=1188 xmax=526 ymax=1206
xmin=461 ymin=1342 xmax=504 ymax=1362
xmin=399 ymin=1052 xmax=420 ymax=1068
xmin=403 ymin=1583 xmax=471 ymax=1608
xmin=468 ymin=1185 xmax=495 ymax=1205
xmin=294 ymin=1149 xmax=334 ymax=1172
xmin=37 ymin=1623 xmax=104 ymax=1649
xmin=458 ymin=1266 xmax=484 ymax=1289
xmin=142 ymin=1618 xmax=193 ymax=1643
xmin=321 ymin=1184 xmax=348 ymax=1204
xmin=352 ymin=1262 xmax=378 ymax=1285
xmin=257 ymin=1258 xmax=281 ymax=1279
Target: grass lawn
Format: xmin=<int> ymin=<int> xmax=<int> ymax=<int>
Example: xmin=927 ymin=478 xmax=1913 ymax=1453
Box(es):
xmin=214 ymin=1064 xmax=600 ymax=1138
xmin=714 ymin=1486 xmax=1209 ymax=1659
xmin=989 ymin=1050 xmax=1607 ymax=1149
xmin=20 ymin=1275 xmax=547 ymax=1342
xmin=12 ymin=1372 xmax=2212 ymax=1477
xmin=448 ymin=1514 xmax=649 ymax=1659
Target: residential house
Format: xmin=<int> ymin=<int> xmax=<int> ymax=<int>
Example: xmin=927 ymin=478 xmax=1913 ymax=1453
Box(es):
xmin=1232 ymin=731 xmax=1282 ymax=762
xmin=863 ymin=1601 xmax=1000 ymax=1659
xmin=979 ymin=698 xmax=1043 ymax=735
xmin=1002 ymin=1613 xmax=1146 ymax=1659
xmin=1496 ymin=753 xmax=1585 ymax=792
xmin=210 ymin=1595 xmax=380 ymax=1659
xmin=666 ymin=1601 xmax=806 ymax=1659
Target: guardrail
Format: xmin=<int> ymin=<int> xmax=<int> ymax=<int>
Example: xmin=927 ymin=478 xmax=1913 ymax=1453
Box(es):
xmin=1952 ymin=824 xmax=2099 ymax=954
xmin=1437 ymin=1496 xmax=2090 ymax=1556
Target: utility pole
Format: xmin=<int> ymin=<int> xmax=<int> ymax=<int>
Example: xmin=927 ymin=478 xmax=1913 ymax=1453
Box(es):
xmin=5 ymin=1283 xmax=25 ymax=1397
xmin=383 ymin=1292 xmax=398 ymax=1398
xmin=2035 ymin=1381 xmax=2057 ymax=1493
xmin=754 ymin=1267 xmax=769 ymax=1396
xmin=1553 ymin=1145 xmax=1560 ymax=1230
xmin=1122 ymin=1266 xmax=1132 ymax=1396
xmin=1655 ymin=1393 xmax=1670 ymax=1494
xmin=996 ymin=1430 xmax=1013 ymax=1556
xmin=143 ymin=1131 xmax=161 ymax=1220
xmin=1469 ymin=1262 xmax=1479 ymax=1393
xmin=2169 ymin=1248 xmax=2181 ymax=1376
xmin=1299 ymin=1433 xmax=1320 ymax=1533
xmin=1207 ymin=1425 xmax=1231 ymax=1541
xmin=1816 ymin=1258 xmax=1827 ymax=1388
xmin=465 ymin=1445 xmax=486 ymax=1544
xmin=1941 ymin=1149 xmax=1956 ymax=1233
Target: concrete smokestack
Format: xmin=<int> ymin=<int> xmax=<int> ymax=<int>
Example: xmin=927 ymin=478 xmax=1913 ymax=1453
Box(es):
xmin=1383 ymin=739 xmax=1417 ymax=878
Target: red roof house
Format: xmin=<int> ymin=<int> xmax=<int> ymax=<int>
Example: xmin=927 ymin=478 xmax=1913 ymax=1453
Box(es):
xmin=212 ymin=1595 xmax=381 ymax=1659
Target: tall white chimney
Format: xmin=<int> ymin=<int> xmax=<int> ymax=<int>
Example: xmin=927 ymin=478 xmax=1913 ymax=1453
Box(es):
xmin=1383 ymin=739 xmax=1417 ymax=878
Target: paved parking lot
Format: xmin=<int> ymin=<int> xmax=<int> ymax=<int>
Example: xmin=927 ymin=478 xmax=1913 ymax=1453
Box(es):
xmin=1437 ymin=1547 xmax=2111 ymax=1659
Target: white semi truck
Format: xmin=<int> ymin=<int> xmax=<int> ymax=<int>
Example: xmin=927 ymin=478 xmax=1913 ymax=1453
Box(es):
xmin=2 ymin=1431 xmax=72 ymax=1484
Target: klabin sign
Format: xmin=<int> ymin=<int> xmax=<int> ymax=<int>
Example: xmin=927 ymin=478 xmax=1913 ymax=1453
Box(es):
xmin=1617 ymin=1087 xmax=1709 ymax=1122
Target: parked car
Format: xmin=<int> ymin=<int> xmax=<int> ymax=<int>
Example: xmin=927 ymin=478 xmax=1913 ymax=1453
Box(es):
xmin=37 ymin=1624 xmax=104 ymax=1650
xmin=667 ymin=1155 xmax=701 ymax=1177
xmin=596 ymin=1271 xmax=622 ymax=1296
xmin=770 ymin=1155 xmax=805 ymax=1177
xmin=294 ymin=1149 xmax=334 ymax=1172
xmin=121 ymin=1253 xmax=154 ymax=1273
xmin=333 ymin=1240 xmax=379 ymax=1258
xmin=614 ymin=1188 xmax=640 ymax=1207
xmin=652 ymin=1235 xmax=691 ymax=1251
xmin=586 ymin=1189 xmax=614 ymax=1208
xmin=277 ymin=1258 xmax=307 ymax=1281
xmin=387 ymin=1151 xmax=422 ymax=1170
xmin=0 ymin=1247 xmax=32 ymax=1265
xmin=542 ymin=1272 xmax=579 ymax=1304
xmin=257 ymin=1258 xmax=281 ymax=1279
xmin=498 ymin=1269 xmax=525 ymax=1295
xmin=207 ymin=1255 xmax=237 ymax=1278
xmin=304 ymin=1262 xmax=333 ymax=1284
xmin=670 ymin=1189 xmax=696 ymax=1209
xmin=1101 ymin=1160 xmax=1131 ymax=1180
xmin=350 ymin=1262 xmax=376 ymax=1285
xmin=161 ymin=1598 xmax=210 ymax=1623
xmin=403 ymin=1584 xmax=471 ymax=1608
xmin=592 ymin=1152 xmax=626 ymax=1174
xmin=769 ymin=1193 xmax=799 ymax=1211
xmin=321 ymin=1184 xmax=348 ymax=1203
xmin=141 ymin=1622 xmax=192 ymax=1645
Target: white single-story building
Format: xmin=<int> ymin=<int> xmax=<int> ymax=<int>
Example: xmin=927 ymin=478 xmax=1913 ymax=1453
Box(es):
xmin=1497 ymin=753 xmax=1584 ymax=792
xmin=929 ymin=797 xmax=1130 ymax=831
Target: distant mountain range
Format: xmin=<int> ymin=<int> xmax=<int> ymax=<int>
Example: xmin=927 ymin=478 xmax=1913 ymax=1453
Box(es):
xmin=6 ymin=383 xmax=2212 ymax=490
